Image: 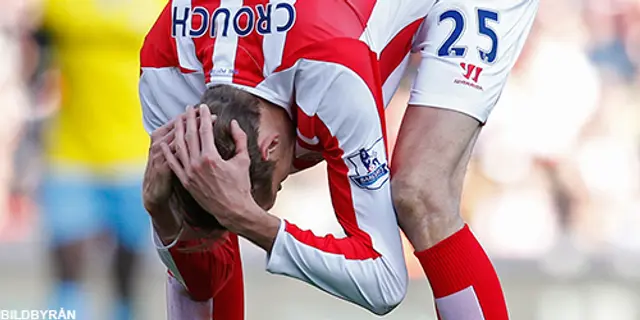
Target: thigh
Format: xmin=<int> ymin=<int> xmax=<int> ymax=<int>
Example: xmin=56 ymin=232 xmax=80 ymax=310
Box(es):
xmin=393 ymin=0 xmax=539 ymax=180
xmin=391 ymin=106 xmax=480 ymax=190
xmin=409 ymin=0 xmax=539 ymax=123
xmin=40 ymin=171 xmax=103 ymax=246
xmin=104 ymin=177 xmax=150 ymax=252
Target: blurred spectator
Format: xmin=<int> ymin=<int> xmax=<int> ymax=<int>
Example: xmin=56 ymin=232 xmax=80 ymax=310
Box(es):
xmin=463 ymin=0 xmax=640 ymax=275
xmin=583 ymin=0 xmax=640 ymax=84
xmin=471 ymin=4 xmax=600 ymax=262
xmin=0 ymin=0 xmax=39 ymax=239
xmin=33 ymin=1 xmax=166 ymax=319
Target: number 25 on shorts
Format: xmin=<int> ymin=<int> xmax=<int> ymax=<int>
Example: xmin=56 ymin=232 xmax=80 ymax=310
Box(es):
xmin=437 ymin=9 xmax=499 ymax=64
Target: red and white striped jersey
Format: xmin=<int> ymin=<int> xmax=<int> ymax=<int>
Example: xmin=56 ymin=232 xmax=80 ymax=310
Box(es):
xmin=140 ymin=0 xmax=435 ymax=314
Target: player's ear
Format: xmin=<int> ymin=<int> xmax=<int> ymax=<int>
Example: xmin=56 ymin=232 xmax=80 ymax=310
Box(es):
xmin=258 ymin=132 xmax=280 ymax=161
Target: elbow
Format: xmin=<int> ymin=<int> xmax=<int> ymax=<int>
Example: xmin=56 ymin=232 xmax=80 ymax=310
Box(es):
xmin=363 ymin=266 xmax=408 ymax=316
xmin=367 ymin=287 xmax=406 ymax=316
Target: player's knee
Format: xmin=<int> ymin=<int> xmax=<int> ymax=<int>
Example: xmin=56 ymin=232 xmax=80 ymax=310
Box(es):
xmin=392 ymin=176 xmax=452 ymax=218
xmin=391 ymin=175 xmax=461 ymax=244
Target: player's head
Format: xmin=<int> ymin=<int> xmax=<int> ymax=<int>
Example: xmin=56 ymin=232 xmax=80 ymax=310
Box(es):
xmin=171 ymin=84 xmax=295 ymax=236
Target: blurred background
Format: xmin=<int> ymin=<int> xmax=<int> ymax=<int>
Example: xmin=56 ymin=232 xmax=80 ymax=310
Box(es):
xmin=0 ymin=0 xmax=639 ymax=319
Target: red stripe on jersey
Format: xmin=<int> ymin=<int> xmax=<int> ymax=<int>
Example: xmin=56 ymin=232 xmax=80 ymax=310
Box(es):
xmin=192 ymin=1 xmax=222 ymax=83
xmin=295 ymin=107 xmax=323 ymax=151
xmin=284 ymin=221 xmax=381 ymax=260
xmin=296 ymin=107 xmax=315 ymax=139
xmin=232 ymin=0 xmax=268 ymax=86
xmin=211 ymin=233 xmax=244 ymax=320
xmin=278 ymin=0 xmax=376 ymax=67
xmin=140 ymin=2 xmax=179 ymax=69
xmin=379 ymin=19 xmax=423 ymax=82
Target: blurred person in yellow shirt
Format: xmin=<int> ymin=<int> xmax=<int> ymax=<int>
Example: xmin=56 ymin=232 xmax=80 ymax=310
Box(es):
xmin=38 ymin=0 xmax=164 ymax=319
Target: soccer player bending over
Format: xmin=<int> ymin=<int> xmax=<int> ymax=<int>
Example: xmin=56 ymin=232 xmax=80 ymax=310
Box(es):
xmin=140 ymin=0 xmax=539 ymax=318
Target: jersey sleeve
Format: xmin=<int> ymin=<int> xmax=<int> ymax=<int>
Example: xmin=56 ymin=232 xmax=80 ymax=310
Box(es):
xmin=265 ymin=55 xmax=408 ymax=315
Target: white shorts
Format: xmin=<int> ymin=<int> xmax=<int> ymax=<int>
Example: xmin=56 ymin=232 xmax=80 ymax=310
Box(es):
xmin=409 ymin=0 xmax=539 ymax=123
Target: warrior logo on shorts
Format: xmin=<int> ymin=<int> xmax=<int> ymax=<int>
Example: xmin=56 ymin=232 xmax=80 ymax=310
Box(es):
xmin=347 ymin=138 xmax=389 ymax=190
xmin=454 ymin=62 xmax=484 ymax=91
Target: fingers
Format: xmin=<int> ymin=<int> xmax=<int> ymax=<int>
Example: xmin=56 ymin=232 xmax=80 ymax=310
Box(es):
xmin=230 ymin=120 xmax=250 ymax=164
xmin=160 ymin=142 xmax=188 ymax=185
xmin=198 ymin=104 xmax=220 ymax=161
xmin=173 ymin=114 xmax=190 ymax=168
xmin=155 ymin=127 xmax=175 ymax=147
xmin=151 ymin=112 xmax=189 ymax=143
xmin=185 ymin=105 xmax=201 ymax=159
xmin=151 ymin=116 xmax=177 ymax=140
xmin=169 ymin=107 xmax=247 ymax=168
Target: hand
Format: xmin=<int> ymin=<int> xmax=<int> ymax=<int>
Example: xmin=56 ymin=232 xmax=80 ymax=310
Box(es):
xmin=143 ymin=111 xmax=210 ymax=210
xmin=161 ymin=104 xmax=258 ymax=231
xmin=143 ymin=117 xmax=179 ymax=212
xmin=144 ymin=115 xmax=190 ymax=244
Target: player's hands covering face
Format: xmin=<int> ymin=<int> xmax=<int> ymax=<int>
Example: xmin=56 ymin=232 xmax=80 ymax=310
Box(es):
xmin=162 ymin=104 xmax=258 ymax=231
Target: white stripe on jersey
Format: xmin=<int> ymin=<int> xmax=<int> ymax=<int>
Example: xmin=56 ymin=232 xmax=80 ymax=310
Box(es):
xmin=262 ymin=0 xmax=296 ymax=76
xmin=359 ymin=0 xmax=436 ymax=56
xmin=139 ymin=68 xmax=206 ymax=133
xmin=210 ymin=0 xmax=244 ymax=83
xmin=381 ymin=53 xmax=410 ymax=106
xmin=173 ymin=0 xmax=202 ymax=71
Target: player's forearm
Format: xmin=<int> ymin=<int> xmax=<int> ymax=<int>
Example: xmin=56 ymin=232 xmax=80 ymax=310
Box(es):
xmin=146 ymin=203 xmax=182 ymax=245
xmin=224 ymin=204 xmax=279 ymax=253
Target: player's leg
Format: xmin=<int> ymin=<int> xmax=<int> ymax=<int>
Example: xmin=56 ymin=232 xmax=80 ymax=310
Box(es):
xmin=391 ymin=0 xmax=538 ymax=318
xmin=211 ymin=234 xmax=244 ymax=319
xmin=40 ymin=170 xmax=102 ymax=318
xmin=392 ymin=108 xmax=501 ymax=319
xmin=157 ymin=233 xmax=243 ymax=319
xmin=107 ymin=178 xmax=150 ymax=320
xmin=392 ymin=107 xmax=479 ymax=249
